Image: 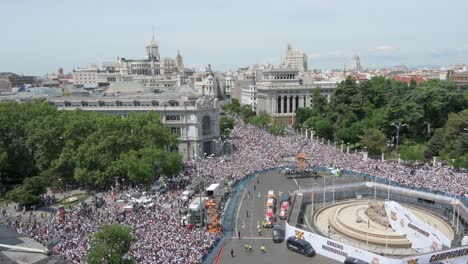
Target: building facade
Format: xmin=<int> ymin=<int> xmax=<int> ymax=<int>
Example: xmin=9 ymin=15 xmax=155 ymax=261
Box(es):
xmin=256 ymin=68 xmax=338 ymax=124
xmin=96 ymin=37 xmax=184 ymax=89
xmin=351 ymin=55 xmax=362 ymax=71
xmin=284 ymin=44 xmax=308 ymax=72
xmin=72 ymin=66 xmax=99 ymax=86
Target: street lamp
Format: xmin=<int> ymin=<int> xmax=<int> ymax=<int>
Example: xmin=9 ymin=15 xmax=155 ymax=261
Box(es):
xmin=346 ymin=142 xmax=350 ymax=154
xmin=390 ymin=123 xmax=406 ymax=156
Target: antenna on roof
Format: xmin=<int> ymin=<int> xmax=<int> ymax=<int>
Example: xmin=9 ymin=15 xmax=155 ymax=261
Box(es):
xmin=152 ymin=26 xmax=155 ymax=41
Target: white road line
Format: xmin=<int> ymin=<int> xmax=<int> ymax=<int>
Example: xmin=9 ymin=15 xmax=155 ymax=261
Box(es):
xmin=235 ymin=187 xmax=247 ymax=237
xmin=293 ymin=178 xmax=300 ymax=190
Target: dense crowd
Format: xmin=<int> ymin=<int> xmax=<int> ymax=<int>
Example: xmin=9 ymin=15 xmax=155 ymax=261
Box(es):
xmin=5 ymin=119 xmax=467 ymax=263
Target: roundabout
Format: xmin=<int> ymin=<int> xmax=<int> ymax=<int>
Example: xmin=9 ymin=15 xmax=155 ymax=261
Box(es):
xmin=313 ymin=200 xmax=455 ymax=255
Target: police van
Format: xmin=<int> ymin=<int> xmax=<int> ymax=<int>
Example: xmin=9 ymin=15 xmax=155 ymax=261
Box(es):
xmin=286 ymin=236 xmax=315 ymax=257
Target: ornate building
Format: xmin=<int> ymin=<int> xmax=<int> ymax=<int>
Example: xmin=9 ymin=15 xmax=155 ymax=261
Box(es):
xmin=96 ymin=36 xmax=185 ymax=89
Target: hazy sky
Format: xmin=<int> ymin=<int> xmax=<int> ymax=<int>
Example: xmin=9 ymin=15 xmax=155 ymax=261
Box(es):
xmin=1 ymin=0 xmax=468 ymax=75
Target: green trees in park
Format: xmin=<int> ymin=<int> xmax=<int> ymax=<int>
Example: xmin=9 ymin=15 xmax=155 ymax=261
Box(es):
xmin=294 ymin=77 xmax=468 ymax=166
xmin=0 ymin=101 xmax=182 ymax=203
xmin=219 ymin=116 xmax=235 ymax=137
xmin=86 ymin=224 xmax=134 ymax=264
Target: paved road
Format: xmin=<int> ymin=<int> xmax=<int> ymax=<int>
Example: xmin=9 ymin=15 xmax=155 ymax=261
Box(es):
xmin=219 ymin=168 xmax=363 ymax=264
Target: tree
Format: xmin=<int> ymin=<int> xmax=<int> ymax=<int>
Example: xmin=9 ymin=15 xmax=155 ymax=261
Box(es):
xmin=219 ymin=116 xmax=235 ymax=137
xmin=268 ymin=120 xmax=287 ymax=136
xmin=240 ymin=105 xmax=255 ymax=121
xmin=295 ymin=107 xmax=314 ymax=127
xmin=409 ymin=78 xmax=417 ymax=89
xmin=359 ymin=128 xmax=387 ymax=155
xmin=222 ymin=98 xmax=241 ymax=114
xmin=7 ymin=176 xmax=48 ymax=206
xmin=311 ymin=87 xmax=327 ymax=115
xmin=426 ymin=128 xmax=444 ymax=157
xmin=400 ymin=143 xmax=428 ymax=161
xmin=248 ymin=112 xmax=270 ymax=128
xmin=86 ymin=224 xmax=134 ymax=264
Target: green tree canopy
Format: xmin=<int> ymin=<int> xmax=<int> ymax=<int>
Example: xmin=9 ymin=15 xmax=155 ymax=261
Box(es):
xmin=86 ymin=224 xmax=134 ymax=264
xmin=359 ymin=128 xmax=387 ymax=155
xmin=219 ymin=116 xmax=235 ymax=137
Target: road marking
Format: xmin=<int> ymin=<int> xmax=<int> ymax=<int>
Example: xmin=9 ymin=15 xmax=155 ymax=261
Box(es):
xmin=235 ymin=187 xmax=247 ymax=235
xmin=293 ymin=178 xmax=300 ymax=190
xmin=231 ymin=236 xmax=271 ymax=240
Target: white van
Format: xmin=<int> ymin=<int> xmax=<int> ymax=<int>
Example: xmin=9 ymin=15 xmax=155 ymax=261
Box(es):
xmin=181 ymin=190 xmax=195 ymax=201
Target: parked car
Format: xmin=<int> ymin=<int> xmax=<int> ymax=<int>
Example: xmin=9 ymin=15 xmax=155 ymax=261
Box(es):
xmin=272 ymin=224 xmax=285 ymax=243
xmin=265 ymin=210 xmax=276 ymax=228
xmin=279 ymin=201 xmax=289 ymax=220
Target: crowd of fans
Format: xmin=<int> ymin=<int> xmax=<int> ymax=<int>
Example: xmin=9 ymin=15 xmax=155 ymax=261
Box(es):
xmin=4 ymin=119 xmax=467 ymax=263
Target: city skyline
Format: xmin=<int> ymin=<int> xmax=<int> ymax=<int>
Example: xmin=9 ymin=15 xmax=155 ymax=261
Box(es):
xmin=1 ymin=0 xmax=468 ymax=75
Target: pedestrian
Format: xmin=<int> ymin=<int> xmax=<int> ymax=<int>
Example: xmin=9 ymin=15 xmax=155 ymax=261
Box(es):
xmin=253 ymin=185 xmax=256 ymax=191
xmin=257 ymin=178 xmax=259 ymax=184
xmin=231 ymin=248 xmax=234 ymax=257
xmin=238 ymin=230 xmax=241 ymax=239
xmin=247 ymin=190 xmax=250 ymax=198
xmin=246 ymin=209 xmax=249 ymax=217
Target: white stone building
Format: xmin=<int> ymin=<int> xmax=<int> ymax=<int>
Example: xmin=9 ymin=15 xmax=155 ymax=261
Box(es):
xmin=72 ymin=65 xmax=99 ymax=86
xmin=96 ymin=36 xmax=185 ymax=89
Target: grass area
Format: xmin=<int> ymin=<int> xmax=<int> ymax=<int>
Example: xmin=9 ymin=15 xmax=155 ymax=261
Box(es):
xmin=0 ymin=197 xmax=8 ymax=206
xmin=56 ymin=193 xmax=90 ymax=209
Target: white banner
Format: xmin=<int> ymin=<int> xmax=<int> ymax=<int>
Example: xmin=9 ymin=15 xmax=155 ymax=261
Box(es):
xmin=384 ymin=201 xmax=449 ymax=252
xmin=285 ymin=221 xmax=468 ymax=264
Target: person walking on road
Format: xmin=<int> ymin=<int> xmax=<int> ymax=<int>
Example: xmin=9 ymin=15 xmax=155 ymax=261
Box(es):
xmin=231 ymin=248 xmax=234 ymax=257
xmin=253 ymin=185 xmax=256 ymax=191
xmin=238 ymin=231 xmax=241 ymax=239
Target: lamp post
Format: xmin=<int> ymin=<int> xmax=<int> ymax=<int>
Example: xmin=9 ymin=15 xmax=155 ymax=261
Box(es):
xmin=340 ymin=141 xmax=344 ymax=153
xmin=390 ymin=122 xmax=406 ymax=156
xmin=346 ymin=142 xmax=350 ymax=154
xmin=304 ymin=125 xmax=309 ymax=139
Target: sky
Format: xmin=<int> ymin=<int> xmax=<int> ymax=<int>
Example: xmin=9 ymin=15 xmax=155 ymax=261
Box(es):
xmin=1 ymin=0 xmax=468 ymax=75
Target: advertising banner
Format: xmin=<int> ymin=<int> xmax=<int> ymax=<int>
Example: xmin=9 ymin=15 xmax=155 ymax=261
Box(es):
xmin=285 ymin=222 xmax=468 ymax=264
xmin=384 ymin=201 xmax=449 ymax=252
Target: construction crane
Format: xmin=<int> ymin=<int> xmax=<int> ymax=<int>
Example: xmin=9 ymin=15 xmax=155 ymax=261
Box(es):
xmin=205 ymin=199 xmax=220 ymax=234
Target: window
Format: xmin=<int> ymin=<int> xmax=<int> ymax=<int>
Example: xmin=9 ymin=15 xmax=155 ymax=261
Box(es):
xmin=170 ymin=127 xmax=181 ymax=136
xmin=151 ymin=100 xmax=159 ymax=106
xmin=116 ymin=100 xmax=123 ymax=107
xmin=64 ymin=101 xmax=71 ymax=107
xmin=81 ymin=101 xmax=88 ymax=106
xmin=98 ymin=100 xmax=105 ymax=107
xmin=166 ymin=115 xmax=181 ymax=122
xmin=202 ymin=116 xmax=211 ymax=135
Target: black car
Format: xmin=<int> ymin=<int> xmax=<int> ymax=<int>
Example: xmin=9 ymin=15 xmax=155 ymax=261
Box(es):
xmin=272 ymin=224 xmax=285 ymax=243
xmin=344 ymin=257 xmax=369 ymax=264
xmin=286 ymin=236 xmax=315 ymax=257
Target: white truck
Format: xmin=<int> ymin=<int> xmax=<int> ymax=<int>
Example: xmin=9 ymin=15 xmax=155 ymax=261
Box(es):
xmin=206 ymin=183 xmax=224 ymax=197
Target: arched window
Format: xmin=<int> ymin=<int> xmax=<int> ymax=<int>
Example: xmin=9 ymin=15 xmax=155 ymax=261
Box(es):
xmin=64 ymin=101 xmax=71 ymax=107
xmin=116 ymin=100 xmax=123 ymax=107
xmin=151 ymin=100 xmax=159 ymax=106
xmin=133 ymin=100 xmax=140 ymax=106
xmin=202 ymin=116 xmax=211 ymax=136
xmin=98 ymin=100 xmax=105 ymax=107
xmin=81 ymin=101 xmax=88 ymax=107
